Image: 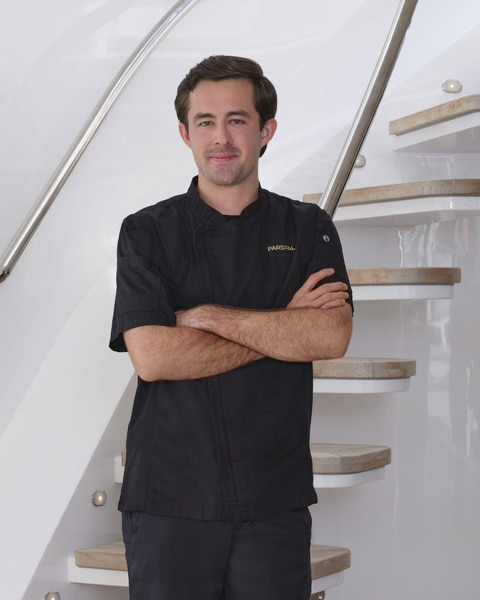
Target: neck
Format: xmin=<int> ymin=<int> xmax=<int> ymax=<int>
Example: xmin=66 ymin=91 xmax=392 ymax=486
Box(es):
xmin=196 ymin=176 xmax=259 ymax=216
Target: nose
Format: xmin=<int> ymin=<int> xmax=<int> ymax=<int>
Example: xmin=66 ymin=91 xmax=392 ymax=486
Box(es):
xmin=214 ymin=122 xmax=231 ymax=146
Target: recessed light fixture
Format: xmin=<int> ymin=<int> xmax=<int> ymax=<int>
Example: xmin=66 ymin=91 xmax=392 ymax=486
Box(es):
xmin=442 ymin=79 xmax=462 ymax=93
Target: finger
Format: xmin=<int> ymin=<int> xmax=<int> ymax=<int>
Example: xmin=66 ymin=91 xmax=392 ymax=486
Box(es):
xmin=304 ymin=284 xmax=348 ymax=304
xmin=288 ymin=290 xmax=349 ymax=309
xmin=320 ymin=298 xmax=348 ymax=310
xmin=315 ymin=291 xmax=349 ymax=307
xmin=311 ymin=282 xmax=348 ymax=296
xmin=298 ymin=268 xmax=335 ymax=293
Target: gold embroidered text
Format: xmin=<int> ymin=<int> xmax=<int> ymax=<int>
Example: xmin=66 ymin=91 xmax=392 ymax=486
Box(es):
xmin=267 ymin=245 xmax=296 ymax=252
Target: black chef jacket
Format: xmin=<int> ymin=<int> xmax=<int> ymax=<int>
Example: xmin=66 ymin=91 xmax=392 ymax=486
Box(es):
xmin=110 ymin=177 xmax=352 ymax=522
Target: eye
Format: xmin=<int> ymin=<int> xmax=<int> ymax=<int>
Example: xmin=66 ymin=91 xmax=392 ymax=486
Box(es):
xmin=230 ymin=119 xmax=245 ymax=125
xmin=198 ymin=120 xmax=213 ymax=127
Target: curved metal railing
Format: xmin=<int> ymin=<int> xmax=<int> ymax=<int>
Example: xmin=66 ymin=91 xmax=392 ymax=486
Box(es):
xmin=0 ymin=0 xmax=200 ymax=283
xmin=0 ymin=0 xmax=418 ymax=282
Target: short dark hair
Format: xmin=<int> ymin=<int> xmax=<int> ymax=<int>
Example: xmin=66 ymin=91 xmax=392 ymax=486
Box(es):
xmin=175 ymin=55 xmax=277 ymax=156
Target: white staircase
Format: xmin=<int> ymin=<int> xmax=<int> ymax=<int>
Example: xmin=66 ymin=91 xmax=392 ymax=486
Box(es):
xmin=69 ymin=93 xmax=477 ymax=597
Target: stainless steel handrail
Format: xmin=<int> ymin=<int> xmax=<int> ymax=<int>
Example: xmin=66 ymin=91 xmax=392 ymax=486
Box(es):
xmin=1 ymin=0 xmax=417 ymax=281
xmin=320 ymin=0 xmax=418 ymax=217
xmin=0 ymin=0 xmax=199 ymax=283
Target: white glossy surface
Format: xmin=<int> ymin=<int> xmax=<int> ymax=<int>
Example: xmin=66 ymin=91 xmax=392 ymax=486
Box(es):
xmin=313 ymin=377 xmax=411 ymax=394
xmin=312 ymin=572 xmax=346 ymax=595
xmin=114 ymin=454 xmax=124 ymax=484
xmin=352 ymin=284 xmax=456 ymax=300
xmin=391 ymin=112 xmax=480 ymax=153
xmin=314 ymin=468 xmax=385 ymax=489
xmin=68 ymin=557 xmax=128 ymax=587
xmin=336 ymin=196 xmax=480 ymax=227
xmin=68 ymin=556 xmax=128 ymax=588
xmin=1 ymin=1 xmax=480 ymax=600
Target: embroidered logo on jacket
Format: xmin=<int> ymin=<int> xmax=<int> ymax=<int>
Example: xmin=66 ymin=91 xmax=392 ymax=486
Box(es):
xmin=267 ymin=244 xmax=296 ymax=252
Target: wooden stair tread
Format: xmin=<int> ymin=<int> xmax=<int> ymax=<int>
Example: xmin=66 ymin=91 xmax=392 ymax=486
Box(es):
xmin=311 ymin=443 xmax=391 ymax=474
xmin=75 ymin=541 xmax=126 ymax=571
xmin=311 ymin=545 xmax=351 ymax=580
xmin=348 ymin=267 xmax=461 ymax=286
xmin=313 ymin=357 xmax=415 ymax=379
xmin=389 ymin=94 xmax=480 ymax=136
xmin=74 ymin=541 xmax=350 ymax=581
xmin=303 ymin=179 xmax=480 ymax=207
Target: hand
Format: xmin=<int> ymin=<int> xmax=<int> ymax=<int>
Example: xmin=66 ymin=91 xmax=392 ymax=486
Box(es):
xmin=175 ymin=305 xmax=211 ymax=329
xmin=287 ymin=268 xmax=349 ymax=310
xmin=175 ymin=307 xmax=197 ymax=327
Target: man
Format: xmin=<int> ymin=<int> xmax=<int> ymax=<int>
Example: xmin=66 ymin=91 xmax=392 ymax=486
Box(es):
xmin=110 ymin=55 xmax=353 ymax=600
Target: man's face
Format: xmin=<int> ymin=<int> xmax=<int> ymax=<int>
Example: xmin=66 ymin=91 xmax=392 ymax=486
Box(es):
xmin=178 ymin=78 xmax=276 ymax=189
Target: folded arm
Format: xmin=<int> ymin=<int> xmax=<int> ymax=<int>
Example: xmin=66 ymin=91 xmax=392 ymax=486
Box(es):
xmin=124 ymin=324 xmax=263 ymax=381
xmin=124 ymin=268 xmax=351 ymax=381
xmin=177 ymin=303 xmax=352 ymax=363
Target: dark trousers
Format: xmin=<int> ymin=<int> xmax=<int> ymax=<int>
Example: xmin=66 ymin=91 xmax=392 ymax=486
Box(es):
xmin=122 ymin=508 xmax=312 ymax=600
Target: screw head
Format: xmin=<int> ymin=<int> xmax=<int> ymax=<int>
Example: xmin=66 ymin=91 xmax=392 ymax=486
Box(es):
xmin=44 ymin=593 xmax=61 ymax=600
xmin=354 ymin=154 xmax=366 ymax=168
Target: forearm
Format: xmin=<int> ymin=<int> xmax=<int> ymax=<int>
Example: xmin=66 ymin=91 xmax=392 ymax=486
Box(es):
xmin=124 ymin=324 xmax=263 ymax=382
xmin=124 ymin=268 xmax=351 ymax=380
xmin=177 ymin=304 xmax=352 ymax=362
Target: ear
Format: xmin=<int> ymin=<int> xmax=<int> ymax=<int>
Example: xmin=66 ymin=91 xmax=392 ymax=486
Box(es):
xmin=178 ymin=122 xmax=192 ymax=148
xmin=261 ymin=118 xmax=277 ymax=145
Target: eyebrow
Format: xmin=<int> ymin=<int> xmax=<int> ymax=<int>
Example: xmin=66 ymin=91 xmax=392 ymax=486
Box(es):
xmin=192 ymin=110 xmax=252 ymax=122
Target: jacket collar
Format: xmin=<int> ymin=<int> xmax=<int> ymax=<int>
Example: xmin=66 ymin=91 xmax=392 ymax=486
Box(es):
xmin=187 ymin=176 xmax=262 ymax=224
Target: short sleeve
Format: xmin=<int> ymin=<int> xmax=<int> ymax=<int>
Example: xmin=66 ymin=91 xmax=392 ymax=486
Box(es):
xmin=306 ymin=208 xmax=354 ymax=311
xmin=109 ymin=212 xmax=176 ymax=352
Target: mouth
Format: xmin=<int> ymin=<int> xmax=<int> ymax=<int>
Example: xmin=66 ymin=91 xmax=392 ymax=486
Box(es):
xmin=207 ymin=149 xmax=238 ymax=163
xmin=210 ymin=154 xmax=236 ymax=163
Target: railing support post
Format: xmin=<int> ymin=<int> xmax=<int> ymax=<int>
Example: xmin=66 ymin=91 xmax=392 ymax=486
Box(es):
xmin=320 ymin=0 xmax=418 ymax=218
